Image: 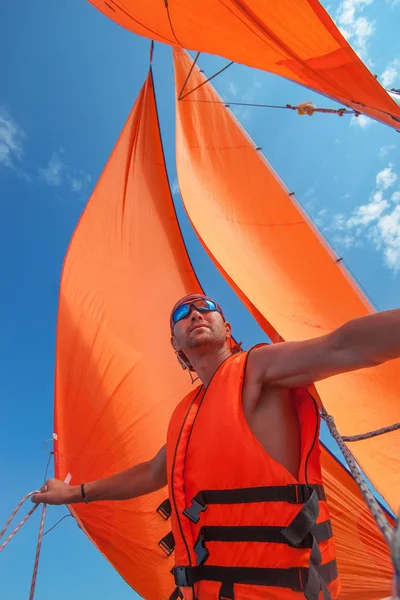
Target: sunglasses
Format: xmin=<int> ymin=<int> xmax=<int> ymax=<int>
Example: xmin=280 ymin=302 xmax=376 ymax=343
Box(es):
xmin=171 ymin=299 xmax=221 ymax=325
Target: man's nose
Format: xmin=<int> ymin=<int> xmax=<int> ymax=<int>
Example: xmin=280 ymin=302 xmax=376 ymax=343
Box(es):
xmin=189 ymin=308 xmax=203 ymax=320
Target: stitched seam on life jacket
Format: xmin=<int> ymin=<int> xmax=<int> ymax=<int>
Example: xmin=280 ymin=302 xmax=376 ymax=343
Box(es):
xmin=171 ymin=386 xmax=204 ymax=571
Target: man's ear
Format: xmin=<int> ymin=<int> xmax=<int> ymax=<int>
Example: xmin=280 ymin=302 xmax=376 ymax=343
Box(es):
xmin=171 ymin=335 xmax=180 ymax=352
xmin=225 ymin=321 xmax=232 ymax=338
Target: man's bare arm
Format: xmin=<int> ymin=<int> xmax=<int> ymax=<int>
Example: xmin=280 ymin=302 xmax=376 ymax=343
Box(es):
xmin=32 ymin=445 xmax=167 ymax=505
xmin=248 ymin=309 xmax=400 ymax=389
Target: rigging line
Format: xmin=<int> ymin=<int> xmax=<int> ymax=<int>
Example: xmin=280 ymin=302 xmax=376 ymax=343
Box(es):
xmin=179 ymin=61 xmax=235 ymax=101
xmin=43 ymin=514 xmax=72 ymax=537
xmin=341 ymin=421 xmax=400 ymax=442
xmin=43 ymin=451 xmax=53 ymax=484
xmin=178 ymin=52 xmax=200 ymax=100
xmin=0 ymin=492 xmax=40 ymax=553
xmin=164 ymin=0 xmax=184 ymax=48
xmin=181 ymin=98 xmax=355 ymax=115
xmin=29 ymin=504 xmax=46 ymax=600
xmin=321 ymin=410 xmax=394 ymax=547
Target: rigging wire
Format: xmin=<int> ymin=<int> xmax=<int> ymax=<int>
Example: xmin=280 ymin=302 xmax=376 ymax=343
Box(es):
xmin=178 ymin=61 xmax=234 ymax=101
xmin=181 ymin=98 xmax=356 ymax=116
xmin=43 ymin=514 xmax=72 ymax=537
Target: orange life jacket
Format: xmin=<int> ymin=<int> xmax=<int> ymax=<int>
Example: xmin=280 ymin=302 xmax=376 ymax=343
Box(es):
xmin=163 ymin=349 xmax=340 ymax=600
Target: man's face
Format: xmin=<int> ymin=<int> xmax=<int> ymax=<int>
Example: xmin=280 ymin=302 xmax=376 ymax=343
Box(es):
xmin=171 ymin=304 xmax=230 ymax=354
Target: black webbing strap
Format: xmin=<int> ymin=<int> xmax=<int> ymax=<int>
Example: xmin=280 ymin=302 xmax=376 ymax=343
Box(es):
xmin=169 ymin=587 xmax=184 ymax=600
xmin=219 ymin=581 xmax=234 ymax=600
xmin=158 ymin=531 xmax=175 ymax=556
xmin=197 ymin=520 xmax=332 ymax=547
xmin=156 ymin=498 xmax=172 ymax=520
xmin=172 ymin=559 xmax=338 ymax=589
xmin=183 ymin=484 xmax=326 ymax=524
xmin=282 ymin=487 xmax=331 ymax=600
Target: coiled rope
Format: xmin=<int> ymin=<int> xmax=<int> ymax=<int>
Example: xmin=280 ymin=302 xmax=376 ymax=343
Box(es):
xmin=0 ymin=491 xmax=46 ymax=600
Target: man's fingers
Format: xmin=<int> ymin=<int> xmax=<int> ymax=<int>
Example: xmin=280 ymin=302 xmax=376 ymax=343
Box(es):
xmin=31 ymin=491 xmax=46 ymax=504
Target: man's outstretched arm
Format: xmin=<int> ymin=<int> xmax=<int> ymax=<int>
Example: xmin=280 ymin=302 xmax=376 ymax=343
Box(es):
xmin=248 ymin=309 xmax=400 ymax=389
xmin=32 ymin=445 xmax=167 ymax=505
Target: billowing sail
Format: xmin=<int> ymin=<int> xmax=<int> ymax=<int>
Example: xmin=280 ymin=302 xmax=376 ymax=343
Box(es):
xmin=55 ymin=61 xmax=394 ymax=600
xmin=54 ymin=68 xmax=202 ymax=600
xmin=174 ymin=48 xmax=400 ymax=513
xmin=320 ymin=449 xmax=393 ymax=598
xmin=88 ymin=0 xmax=400 ymax=129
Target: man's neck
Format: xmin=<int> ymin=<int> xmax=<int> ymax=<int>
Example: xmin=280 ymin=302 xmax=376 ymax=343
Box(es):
xmin=189 ymin=345 xmax=232 ymax=387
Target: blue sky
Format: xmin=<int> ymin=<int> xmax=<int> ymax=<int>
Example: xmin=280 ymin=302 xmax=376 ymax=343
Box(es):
xmin=1 ymin=0 xmax=399 ymax=598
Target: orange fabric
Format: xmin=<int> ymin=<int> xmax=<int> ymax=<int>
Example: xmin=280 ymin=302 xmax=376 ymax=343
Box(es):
xmin=54 ymin=63 xmax=393 ymax=599
xmin=320 ymin=450 xmax=394 ymax=599
xmin=54 ymin=69 xmax=202 ymax=600
xmin=167 ymin=351 xmax=340 ymax=599
xmin=88 ymin=0 xmax=400 ymax=130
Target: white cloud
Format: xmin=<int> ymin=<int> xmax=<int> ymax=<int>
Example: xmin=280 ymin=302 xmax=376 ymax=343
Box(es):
xmin=373 ymin=205 xmax=400 ymax=272
xmin=379 ymin=144 xmax=397 ymax=158
xmin=332 ymin=213 xmax=346 ymax=230
xmin=392 ymin=191 xmax=400 ymax=203
xmin=69 ymin=173 xmax=91 ymax=193
xmin=375 ymin=164 xmax=397 ymax=190
xmin=351 ymin=113 xmax=374 ymax=128
xmin=330 ymin=160 xmax=400 ymax=273
xmin=381 ymin=59 xmax=400 ymax=88
xmin=335 ymin=0 xmax=375 ymax=63
xmin=40 ymin=150 xmax=64 ymax=186
xmin=0 ymin=107 xmax=25 ymax=168
xmin=39 ymin=149 xmax=91 ymax=196
xmin=333 ymin=233 xmax=356 ymax=248
xmin=385 ymin=0 xmax=400 ymax=7
xmin=347 ymin=197 xmax=389 ymax=227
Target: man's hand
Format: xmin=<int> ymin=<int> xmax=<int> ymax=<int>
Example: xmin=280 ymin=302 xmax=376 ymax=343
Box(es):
xmin=32 ymin=479 xmax=79 ymax=505
xmin=31 ymin=446 xmax=167 ymax=505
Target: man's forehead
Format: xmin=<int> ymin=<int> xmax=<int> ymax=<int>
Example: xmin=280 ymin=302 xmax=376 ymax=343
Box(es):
xmin=171 ymin=294 xmax=209 ymax=313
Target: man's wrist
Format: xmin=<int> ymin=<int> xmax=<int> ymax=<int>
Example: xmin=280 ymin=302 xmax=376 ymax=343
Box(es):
xmin=68 ymin=484 xmax=84 ymax=504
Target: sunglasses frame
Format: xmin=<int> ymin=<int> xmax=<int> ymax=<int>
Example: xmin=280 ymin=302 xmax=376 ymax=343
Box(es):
xmin=172 ymin=299 xmax=220 ymax=325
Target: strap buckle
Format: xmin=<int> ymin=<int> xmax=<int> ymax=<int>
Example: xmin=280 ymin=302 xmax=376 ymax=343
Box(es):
xmin=183 ymin=494 xmax=207 ymax=524
xmin=287 ymin=484 xmax=311 ymax=504
xmin=194 ymin=533 xmax=210 ymax=566
xmin=158 ymin=531 xmax=175 ymax=556
xmin=173 ymin=566 xmax=189 ymax=587
xmin=156 ymin=498 xmax=172 ymax=520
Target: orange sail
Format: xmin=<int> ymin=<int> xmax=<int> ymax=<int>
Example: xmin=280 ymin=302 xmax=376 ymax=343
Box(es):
xmin=173 ymin=48 xmax=400 ymax=512
xmin=54 ymin=68 xmax=202 ymax=600
xmin=54 ymin=62 xmax=393 ymax=599
xmin=320 ymin=449 xmax=393 ymax=598
xmin=88 ymin=0 xmax=400 ymax=129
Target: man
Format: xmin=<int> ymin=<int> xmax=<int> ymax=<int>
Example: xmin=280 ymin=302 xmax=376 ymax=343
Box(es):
xmin=33 ymin=294 xmax=400 ymax=600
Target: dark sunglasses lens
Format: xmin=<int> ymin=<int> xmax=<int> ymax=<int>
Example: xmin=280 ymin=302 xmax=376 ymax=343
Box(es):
xmin=193 ymin=299 xmax=215 ymax=311
xmin=172 ymin=304 xmax=190 ymax=323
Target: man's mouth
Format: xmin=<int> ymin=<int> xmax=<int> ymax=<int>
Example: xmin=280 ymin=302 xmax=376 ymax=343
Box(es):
xmin=189 ymin=323 xmax=209 ymax=333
